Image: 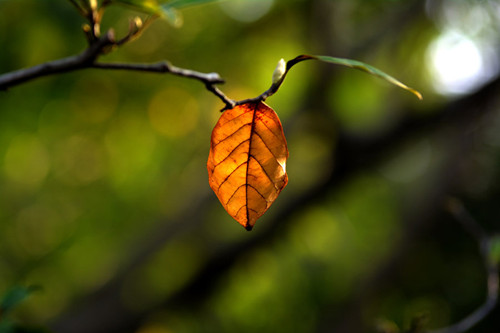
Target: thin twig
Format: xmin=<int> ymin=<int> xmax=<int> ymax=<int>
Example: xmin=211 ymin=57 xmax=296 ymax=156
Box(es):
xmin=226 ymin=55 xmax=314 ymax=110
xmin=226 ymin=64 xmax=288 ymax=110
xmin=67 ymin=0 xmax=87 ymax=16
xmin=205 ymin=83 xmax=236 ymax=110
xmin=77 ymin=0 xmax=90 ymax=11
xmin=445 ymin=198 xmax=489 ymax=247
xmin=229 ymin=83 xmax=277 ymax=110
xmin=425 ymin=199 xmax=499 ymax=333
xmin=92 ymin=61 xmax=234 ymax=108
xmin=115 ymin=15 xmax=158 ymax=46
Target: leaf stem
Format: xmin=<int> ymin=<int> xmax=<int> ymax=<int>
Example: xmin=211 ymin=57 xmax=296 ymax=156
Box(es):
xmin=229 ymin=54 xmax=422 ymax=111
xmin=92 ymin=61 xmax=234 ymax=108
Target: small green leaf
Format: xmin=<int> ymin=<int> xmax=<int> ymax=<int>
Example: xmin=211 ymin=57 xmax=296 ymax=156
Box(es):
xmin=285 ymin=54 xmax=423 ymax=100
xmin=0 ymin=286 xmax=40 ymax=315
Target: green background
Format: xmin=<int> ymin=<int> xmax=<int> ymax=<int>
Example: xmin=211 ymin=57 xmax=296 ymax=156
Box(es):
xmin=0 ymin=0 xmax=499 ymax=332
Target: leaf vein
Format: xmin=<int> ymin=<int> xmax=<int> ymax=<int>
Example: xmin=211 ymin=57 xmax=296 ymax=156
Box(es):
xmin=252 ymin=131 xmax=279 ymax=161
xmin=259 ymin=117 xmax=283 ymax=142
xmin=217 ymin=161 xmax=247 ymax=193
xmin=213 ymin=123 xmax=251 ymax=148
xmin=213 ymin=139 xmax=250 ymax=168
xmin=249 ymin=155 xmax=278 ymax=190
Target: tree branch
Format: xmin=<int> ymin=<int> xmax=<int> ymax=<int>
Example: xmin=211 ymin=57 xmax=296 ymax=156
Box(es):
xmin=426 ymin=199 xmax=499 ymax=333
xmin=0 ymin=37 xmax=235 ymax=109
xmin=91 ymin=62 xmax=235 ymax=108
xmin=0 ymin=0 xmax=235 ymax=107
xmin=0 ymin=31 xmax=115 ymax=90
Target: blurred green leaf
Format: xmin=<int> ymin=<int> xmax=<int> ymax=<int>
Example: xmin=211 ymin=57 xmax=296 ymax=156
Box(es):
xmin=113 ymin=0 xmax=163 ymax=15
xmin=161 ymin=0 xmax=223 ymax=10
xmin=375 ymin=318 xmax=400 ymax=333
xmin=160 ymin=0 xmax=223 ymax=26
xmin=161 ymin=6 xmax=182 ymax=27
xmin=489 ymin=235 xmax=500 ymax=266
xmin=0 ymin=286 xmax=40 ymax=316
xmin=0 ymin=320 xmax=52 ymax=333
xmin=285 ymin=55 xmax=423 ymax=100
xmin=0 ymin=320 xmax=14 ymax=333
xmin=113 ymin=0 xmax=224 ymax=26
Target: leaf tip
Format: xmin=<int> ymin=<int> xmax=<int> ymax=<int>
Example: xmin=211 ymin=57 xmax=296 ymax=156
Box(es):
xmin=403 ymin=84 xmax=423 ymax=100
xmin=394 ymin=81 xmax=423 ymax=100
xmin=413 ymin=90 xmax=423 ymax=101
xmin=245 ymin=224 xmax=253 ymax=231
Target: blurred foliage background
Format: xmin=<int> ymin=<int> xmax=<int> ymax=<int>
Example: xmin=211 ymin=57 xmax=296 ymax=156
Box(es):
xmin=0 ymin=0 xmax=500 ymax=332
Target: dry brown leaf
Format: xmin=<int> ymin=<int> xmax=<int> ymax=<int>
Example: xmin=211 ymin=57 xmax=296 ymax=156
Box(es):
xmin=207 ymin=101 xmax=288 ymax=230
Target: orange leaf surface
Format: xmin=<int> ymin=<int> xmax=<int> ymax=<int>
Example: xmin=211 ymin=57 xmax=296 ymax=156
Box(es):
xmin=207 ymin=101 xmax=288 ymax=230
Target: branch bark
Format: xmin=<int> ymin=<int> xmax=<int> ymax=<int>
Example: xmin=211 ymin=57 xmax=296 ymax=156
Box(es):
xmin=0 ymin=31 xmax=115 ymax=90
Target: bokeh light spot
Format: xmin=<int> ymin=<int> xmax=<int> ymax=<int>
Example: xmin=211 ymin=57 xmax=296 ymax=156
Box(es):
xmin=219 ymin=0 xmax=274 ymax=22
xmin=105 ymin=108 xmax=158 ymax=193
xmin=71 ymin=75 xmax=119 ymax=123
xmin=15 ymin=203 xmax=64 ymax=256
xmin=428 ymin=31 xmax=485 ymax=95
xmin=53 ymin=135 xmax=106 ymax=186
xmin=4 ymin=134 xmax=50 ymax=188
xmin=148 ymin=87 xmax=199 ymax=138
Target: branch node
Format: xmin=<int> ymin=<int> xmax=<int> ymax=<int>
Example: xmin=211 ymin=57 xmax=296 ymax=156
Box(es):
xmin=106 ymin=29 xmax=116 ymax=44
